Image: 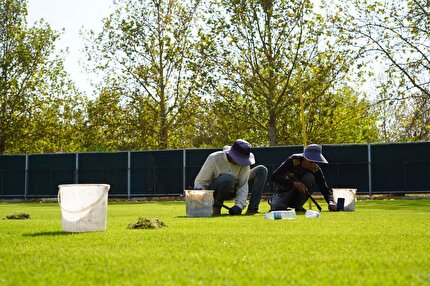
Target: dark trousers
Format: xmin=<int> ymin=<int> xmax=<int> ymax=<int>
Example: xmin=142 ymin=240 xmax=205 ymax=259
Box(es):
xmin=209 ymin=165 xmax=268 ymax=210
xmin=268 ymin=172 xmax=319 ymax=211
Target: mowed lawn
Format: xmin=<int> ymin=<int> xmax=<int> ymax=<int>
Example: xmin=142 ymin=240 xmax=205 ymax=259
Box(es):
xmin=0 ymin=199 xmax=429 ymax=286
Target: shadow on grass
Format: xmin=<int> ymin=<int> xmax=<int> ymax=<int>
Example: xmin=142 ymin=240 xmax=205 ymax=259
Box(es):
xmin=23 ymin=231 xmax=75 ymax=237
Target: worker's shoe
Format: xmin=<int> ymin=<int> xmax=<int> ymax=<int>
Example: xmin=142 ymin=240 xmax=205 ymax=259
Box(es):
xmin=245 ymin=208 xmax=260 ymax=215
xmin=212 ymin=207 xmax=221 ymax=215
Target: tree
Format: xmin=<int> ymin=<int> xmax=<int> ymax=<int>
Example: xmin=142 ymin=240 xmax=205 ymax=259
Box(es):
xmin=0 ymin=0 xmax=85 ymax=154
xmin=382 ymin=91 xmax=430 ymax=142
xmin=345 ymin=0 xmax=429 ymax=141
xmin=83 ymin=0 xmax=204 ymax=150
xmin=304 ymin=87 xmax=380 ymax=143
xmin=196 ymin=0 xmax=375 ymax=146
xmin=83 ymin=85 xmax=130 ymax=151
xmin=398 ymin=94 xmax=430 ymax=141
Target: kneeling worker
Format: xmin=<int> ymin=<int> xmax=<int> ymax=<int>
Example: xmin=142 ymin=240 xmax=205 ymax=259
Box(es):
xmin=194 ymin=139 xmax=268 ymax=215
xmin=268 ymin=144 xmax=337 ymax=212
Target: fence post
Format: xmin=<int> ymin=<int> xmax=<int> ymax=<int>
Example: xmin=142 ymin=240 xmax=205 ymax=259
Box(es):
xmin=368 ymin=144 xmax=372 ymax=196
xmin=127 ymin=151 xmax=131 ymax=200
xmin=24 ymin=155 xmax=29 ymax=200
xmin=182 ymin=149 xmax=186 ymax=193
xmin=75 ymin=153 xmax=79 ymax=183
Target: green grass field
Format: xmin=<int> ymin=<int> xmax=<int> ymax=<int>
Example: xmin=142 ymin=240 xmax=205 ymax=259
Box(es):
xmin=1 ymin=199 xmax=429 ymax=286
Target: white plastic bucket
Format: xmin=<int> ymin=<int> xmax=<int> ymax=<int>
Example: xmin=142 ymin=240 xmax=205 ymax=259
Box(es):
xmin=58 ymin=184 xmax=110 ymax=232
xmin=333 ymin=188 xmax=357 ymax=211
xmin=185 ymin=190 xmax=214 ymax=217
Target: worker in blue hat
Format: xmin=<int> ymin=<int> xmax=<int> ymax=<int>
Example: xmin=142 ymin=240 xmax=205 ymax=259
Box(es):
xmin=268 ymin=144 xmax=337 ymax=212
xmin=194 ymin=139 xmax=268 ymax=215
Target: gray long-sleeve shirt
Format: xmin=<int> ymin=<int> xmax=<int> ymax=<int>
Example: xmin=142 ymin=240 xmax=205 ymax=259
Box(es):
xmin=194 ymin=151 xmax=250 ymax=209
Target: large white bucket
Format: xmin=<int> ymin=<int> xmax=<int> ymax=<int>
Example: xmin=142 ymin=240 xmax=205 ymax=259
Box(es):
xmin=185 ymin=190 xmax=214 ymax=217
xmin=58 ymin=184 xmax=110 ymax=232
xmin=333 ymin=188 xmax=357 ymax=211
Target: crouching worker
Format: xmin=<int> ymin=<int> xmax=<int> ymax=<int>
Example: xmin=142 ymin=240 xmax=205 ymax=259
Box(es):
xmin=268 ymin=144 xmax=337 ymax=212
xmin=194 ymin=139 xmax=268 ymax=215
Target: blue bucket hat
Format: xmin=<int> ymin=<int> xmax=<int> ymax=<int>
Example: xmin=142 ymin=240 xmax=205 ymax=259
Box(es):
xmin=303 ymin=144 xmax=328 ymax=164
xmin=223 ymin=139 xmax=255 ymax=166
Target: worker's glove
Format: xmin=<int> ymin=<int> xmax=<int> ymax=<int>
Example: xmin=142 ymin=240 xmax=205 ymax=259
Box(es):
xmin=328 ymin=202 xmax=337 ymax=212
xmin=229 ymin=206 xmax=242 ymax=215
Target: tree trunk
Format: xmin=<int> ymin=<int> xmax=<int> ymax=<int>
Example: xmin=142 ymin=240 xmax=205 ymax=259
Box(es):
xmin=0 ymin=136 xmax=5 ymax=154
xmin=268 ymin=113 xmax=277 ymax=146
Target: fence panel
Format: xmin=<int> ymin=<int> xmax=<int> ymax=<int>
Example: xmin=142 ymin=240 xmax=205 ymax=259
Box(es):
xmin=371 ymin=142 xmax=430 ymax=193
xmin=78 ymin=152 xmax=128 ymax=196
xmin=252 ymin=146 xmax=302 ymax=193
xmin=405 ymin=161 xmax=428 ymax=192
xmin=323 ymin=144 xmax=369 ymax=194
xmin=1 ymin=143 xmax=430 ymax=199
xmin=131 ymin=150 xmax=183 ymax=195
xmin=0 ymin=155 xmax=25 ymax=197
xmin=28 ymin=153 xmax=76 ymax=197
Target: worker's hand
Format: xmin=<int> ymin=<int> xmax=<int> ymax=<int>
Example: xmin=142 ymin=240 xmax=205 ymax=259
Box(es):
xmin=293 ymin=181 xmax=308 ymax=194
xmin=328 ymin=202 xmax=337 ymax=212
xmin=229 ymin=206 xmax=242 ymax=215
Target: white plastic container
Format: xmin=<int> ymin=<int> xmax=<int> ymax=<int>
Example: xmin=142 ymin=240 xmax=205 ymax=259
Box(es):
xmin=58 ymin=184 xmax=110 ymax=232
xmin=185 ymin=190 xmax=214 ymax=217
xmin=305 ymin=210 xmax=320 ymax=218
xmin=264 ymin=210 xmax=296 ymax=220
xmin=333 ymin=188 xmax=357 ymax=211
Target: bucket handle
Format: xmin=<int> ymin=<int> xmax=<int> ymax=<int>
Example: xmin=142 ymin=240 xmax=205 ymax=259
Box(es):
xmin=58 ymin=188 xmax=108 ymax=213
xmin=190 ymin=198 xmax=213 ymax=207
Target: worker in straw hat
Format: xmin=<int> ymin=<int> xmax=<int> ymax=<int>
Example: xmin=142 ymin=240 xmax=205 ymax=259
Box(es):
xmin=268 ymin=144 xmax=337 ymax=212
xmin=194 ymin=139 xmax=268 ymax=215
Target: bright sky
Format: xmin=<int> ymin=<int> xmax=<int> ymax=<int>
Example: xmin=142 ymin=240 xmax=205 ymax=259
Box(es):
xmin=27 ymin=0 xmax=115 ymax=97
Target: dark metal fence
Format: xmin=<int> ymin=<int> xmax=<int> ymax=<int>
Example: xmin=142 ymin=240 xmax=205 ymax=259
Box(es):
xmin=1 ymin=142 xmax=429 ymax=199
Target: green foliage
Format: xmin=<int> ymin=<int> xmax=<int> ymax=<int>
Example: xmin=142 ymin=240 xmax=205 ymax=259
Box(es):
xmin=83 ymin=0 xmax=204 ymax=150
xmin=304 ymin=87 xmax=380 ymax=143
xmin=0 ymin=0 xmax=86 ymax=154
xmin=2 ymin=0 xmax=424 ymax=153
xmin=378 ymin=92 xmax=430 ymax=142
xmin=82 ymin=85 xmax=133 ymax=151
xmin=347 ymin=0 xmax=430 ymax=141
xmin=196 ymin=0 xmax=374 ymax=146
xmin=395 ymin=94 xmax=430 ymax=141
xmin=0 ymin=200 xmax=429 ymax=285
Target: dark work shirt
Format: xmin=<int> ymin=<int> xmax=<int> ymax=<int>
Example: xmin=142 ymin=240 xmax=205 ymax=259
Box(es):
xmin=271 ymin=154 xmax=334 ymax=204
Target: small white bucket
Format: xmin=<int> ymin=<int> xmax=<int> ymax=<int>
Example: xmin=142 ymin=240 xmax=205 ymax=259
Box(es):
xmin=185 ymin=190 xmax=214 ymax=217
xmin=58 ymin=184 xmax=110 ymax=232
xmin=333 ymin=188 xmax=357 ymax=211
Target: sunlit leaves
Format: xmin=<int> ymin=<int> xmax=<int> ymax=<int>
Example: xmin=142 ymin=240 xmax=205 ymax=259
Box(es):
xmin=0 ymin=0 xmax=85 ymax=154
xmin=196 ymin=0 xmax=376 ymax=146
xmin=83 ymin=0 xmax=204 ymax=150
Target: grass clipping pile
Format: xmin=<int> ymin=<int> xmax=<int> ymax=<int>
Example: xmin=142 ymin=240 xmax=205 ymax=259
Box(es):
xmin=3 ymin=213 xmax=31 ymax=220
xmin=128 ymin=217 xmax=167 ymax=229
